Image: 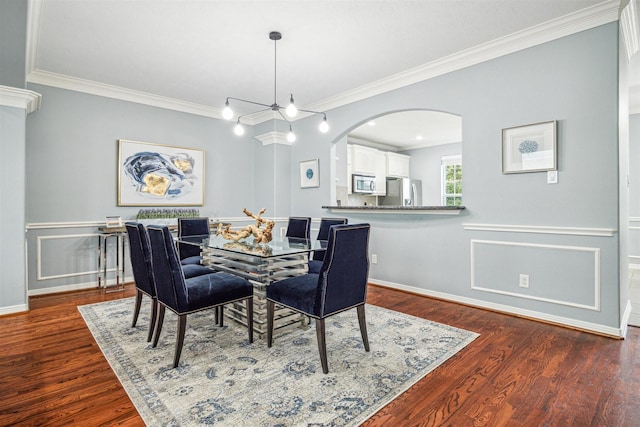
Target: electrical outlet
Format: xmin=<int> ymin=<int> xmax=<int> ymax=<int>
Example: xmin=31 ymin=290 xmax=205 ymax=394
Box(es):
xmin=547 ymin=170 xmax=558 ymax=184
xmin=519 ymin=274 xmax=529 ymax=288
xmin=371 ymin=254 xmax=378 ymax=264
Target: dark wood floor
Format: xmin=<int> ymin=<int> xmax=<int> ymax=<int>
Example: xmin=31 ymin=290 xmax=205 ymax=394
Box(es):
xmin=1 ymin=284 xmax=638 ymax=426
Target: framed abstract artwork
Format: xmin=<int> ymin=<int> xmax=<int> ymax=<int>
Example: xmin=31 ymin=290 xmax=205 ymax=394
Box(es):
xmin=118 ymin=139 xmax=205 ymax=206
xmin=502 ymin=121 xmax=557 ymax=174
xmin=300 ymin=159 xmax=319 ymax=188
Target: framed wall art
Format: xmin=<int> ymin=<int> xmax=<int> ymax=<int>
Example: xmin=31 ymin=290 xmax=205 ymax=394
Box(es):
xmin=118 ymin=139 xmax=205 ymax=206
xmin=502 ymin=121 xmax=557 ymax=174
xmin=300 ymin=159 xmax=319 ymax=188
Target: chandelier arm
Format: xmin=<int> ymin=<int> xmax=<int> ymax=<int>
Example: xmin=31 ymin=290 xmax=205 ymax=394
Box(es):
xmin=276 ymin=109 xmax=292 ymax=124
xmin=226 ymin=97 xmax=273 ymax=109
xmin=236 ymin=107 xmax=272 ymax=121
xmin=297 ymin=108 xmax=327 ymax=116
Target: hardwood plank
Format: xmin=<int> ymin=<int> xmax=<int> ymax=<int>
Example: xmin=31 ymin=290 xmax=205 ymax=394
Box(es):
xmin=1 ymin=283 xmax=638 ymax=426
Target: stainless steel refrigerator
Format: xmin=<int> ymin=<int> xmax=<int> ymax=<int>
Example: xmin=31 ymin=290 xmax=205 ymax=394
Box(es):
xmin=379 ymin=178 xmax=422 ymax=206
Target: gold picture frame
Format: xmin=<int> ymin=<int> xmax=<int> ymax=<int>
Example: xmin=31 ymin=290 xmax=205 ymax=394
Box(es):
xmin=118 ymin=139 xmax=205 ymax=206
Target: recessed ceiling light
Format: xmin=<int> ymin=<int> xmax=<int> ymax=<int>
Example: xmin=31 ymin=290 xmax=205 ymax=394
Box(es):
xmin=416 ymin=135 xmax=423 ymax=140
xmin=367 ymin=121 xmax=376 ymax=126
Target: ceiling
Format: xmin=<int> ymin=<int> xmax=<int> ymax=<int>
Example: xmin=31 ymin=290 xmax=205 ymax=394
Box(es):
xmin=27 ymin=0 xmax=631 ymax=147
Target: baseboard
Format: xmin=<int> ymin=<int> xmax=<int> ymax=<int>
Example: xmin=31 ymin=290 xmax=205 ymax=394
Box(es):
xmin=620 ymin=300 xmax=632 ymax=338
xmin=369 ymin=278 xmax=625 ymax=338
xmin=0 ymin=303 xmax=29 ymax=316
xmin=27 ymin=276 xmax=134 ymax=296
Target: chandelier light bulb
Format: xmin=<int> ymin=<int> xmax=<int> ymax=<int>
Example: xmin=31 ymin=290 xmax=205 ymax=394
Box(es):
xmin=222 ymin=100 xmax=234 ymax=120
xmin=223 ymin=33 xmax=328 ymax=139
xmin=234 ymin=120 xmax=245 ymax=136
xmin=286 ymin=94 xmax=298 ymax=118
xmin=319 ymin=116 xmax=329 ymax=133
xmin=287 ymin=126 xmax=296 ymax=143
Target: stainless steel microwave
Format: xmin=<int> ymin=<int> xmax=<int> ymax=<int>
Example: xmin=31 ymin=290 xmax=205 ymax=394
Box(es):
xmin=353 ymin=174 xmax=376 ymax=193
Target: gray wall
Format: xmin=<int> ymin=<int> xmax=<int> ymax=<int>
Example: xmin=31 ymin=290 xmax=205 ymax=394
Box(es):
xmin=288 ymin=23 xmax=622 ymax=332
xmin=21 ymin=22 xmax=625 ymax=333
xmin=630 ymin=113 xmax=640 ymax=264
xmin=0 ymin=0 xmax=29 ymax=312
xmin=0 ymin=0 xmax=27 ymax=88
xmin=25 ymin=85 xmax=264 ymax=292
xmin=1 ymin=106 xmax=28 ymax=310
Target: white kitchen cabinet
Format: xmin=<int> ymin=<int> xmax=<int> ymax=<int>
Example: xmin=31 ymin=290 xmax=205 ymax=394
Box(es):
xmin=350 ymin=144 xmax=377 ymax=176
xmin=373 ymin=150 xmax=386 ymax=195
xmin=386 ymin=152 xmax=411 ymax=178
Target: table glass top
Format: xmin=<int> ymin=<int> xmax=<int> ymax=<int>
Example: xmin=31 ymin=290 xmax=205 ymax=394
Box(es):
xmin=179 ymin=234 xmax=324 ymax=258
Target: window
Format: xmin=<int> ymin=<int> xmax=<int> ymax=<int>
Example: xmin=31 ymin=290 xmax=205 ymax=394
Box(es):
xmin=441 ymin=155 xmax=462 ymax=206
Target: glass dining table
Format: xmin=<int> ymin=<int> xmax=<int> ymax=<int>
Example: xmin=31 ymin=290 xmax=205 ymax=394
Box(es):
xmin=178 ymin=234 xmax=324 ymax=338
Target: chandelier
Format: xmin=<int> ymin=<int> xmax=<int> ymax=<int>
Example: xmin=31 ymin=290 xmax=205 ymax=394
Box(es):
xmin=222 ymin=31 xmax=329 ymax=143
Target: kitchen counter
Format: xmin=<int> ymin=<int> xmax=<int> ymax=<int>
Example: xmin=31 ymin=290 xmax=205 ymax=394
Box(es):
xmin=321 ymin=205 xmax=466 ymax=215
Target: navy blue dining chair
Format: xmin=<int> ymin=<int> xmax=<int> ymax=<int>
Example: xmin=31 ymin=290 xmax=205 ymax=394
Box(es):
xmin=126 ymin=222 xmax=216 ymax=341
xmin=147 ymin=225 xmax=254 ymax=368
xmin=125 ymin=222 xmax=158 ymax=342
xmin=308 ymin=217 xmax=348 ymax=274
xmin=266 ymin=223 xmax=371 ymax=374
xmin=177 ymin=217 xmax=209 ymax=265
xmin=285 ymin=217 xmax=311 ymax=240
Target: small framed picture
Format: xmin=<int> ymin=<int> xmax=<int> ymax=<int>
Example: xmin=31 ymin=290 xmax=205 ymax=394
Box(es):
xmin=300 ymin=159 xmax=319 ymax=188
xmin=502 ymin=121 xmax=557 ymax=174
xmin=105 ymin=216 xmax=122 ymax=228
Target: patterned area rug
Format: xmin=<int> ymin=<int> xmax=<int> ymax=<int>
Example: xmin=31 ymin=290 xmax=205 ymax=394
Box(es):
xmin=79 ymin=298 xmax=478 ymax=426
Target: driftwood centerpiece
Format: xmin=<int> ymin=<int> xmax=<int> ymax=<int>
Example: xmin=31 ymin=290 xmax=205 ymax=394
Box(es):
xmin=216 ymin=208 xmax=275 ymax=244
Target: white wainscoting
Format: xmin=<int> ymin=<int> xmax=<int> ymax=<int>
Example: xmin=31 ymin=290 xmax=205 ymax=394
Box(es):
xmin=462 ymin=223 xmax=617 ymax=236
xmin=26 ymin=217 xmax=308 ymax=296
xmin=470 ymin=239 xmax=601 ymax=311
xmin=36 ymin=233 xmax=101 ymax=280
xmin=630 ymin=217 xmax=640 ymax=268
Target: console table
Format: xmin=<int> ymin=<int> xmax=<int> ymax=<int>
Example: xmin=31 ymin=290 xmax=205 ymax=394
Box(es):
xmin=97 ymin=226 xmax=126 ymax=292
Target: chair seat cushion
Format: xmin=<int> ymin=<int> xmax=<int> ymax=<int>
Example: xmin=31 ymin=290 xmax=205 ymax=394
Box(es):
xmin=307 ymin=260 xmax=323 ymax=275
xmin=182 ymin=264 xmax=213 ymax=279
xmin=180 ymin=255 xmax=203 ymax=265
xmin=266 ymin=273 xmax=319 ymax=316
xmin=184 ymin=272 xmax=252 ymax=312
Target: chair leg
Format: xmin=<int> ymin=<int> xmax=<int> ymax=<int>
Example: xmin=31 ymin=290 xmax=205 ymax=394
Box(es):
xmin=132 ymin=289 xmax=143 ymax=327
xmin=153 ymin=304 xmax=165 ymax=348
xmin=315 ymin=318 xmax=329 ymax=374
xmin=147 ymin=297 xmax=158 ymax=342
xmin=219 ymin=305 xmax=224 ymax=327
xmin=246 ymin=297 xmax=254 ymax=343
xmin=173 ymin=314 xmax=187 ymax=369
xmin=266 ymin=300 xmax=275 ymax=347
xmin=214 ymin=306 xmax=219 ymax=325
xmin=357 ymin=305 xmax=370 ymax=352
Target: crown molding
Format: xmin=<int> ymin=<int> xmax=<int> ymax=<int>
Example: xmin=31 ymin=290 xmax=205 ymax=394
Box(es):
xmin=305 ymin=0 xmax=620 ymax=115
xmin=27 ymin=69 xmax=221 ymax=118
xmin=0 ymin=85 xmax=41 ymax=113
xmin=25 ymin=0 xmax=619 ymax=121
xmin=253 ymin=131 xmax=292 ymax=146
xmin=621 ymin=0 xmax=639 ymax=60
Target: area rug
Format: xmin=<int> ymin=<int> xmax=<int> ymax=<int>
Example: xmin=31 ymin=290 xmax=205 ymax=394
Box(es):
xmin=79 ymin=298 xmax=478 ymax=426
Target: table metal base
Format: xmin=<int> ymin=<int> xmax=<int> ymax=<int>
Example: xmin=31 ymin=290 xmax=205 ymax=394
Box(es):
xmin=202 ymin=247 xmax=309 ymax=339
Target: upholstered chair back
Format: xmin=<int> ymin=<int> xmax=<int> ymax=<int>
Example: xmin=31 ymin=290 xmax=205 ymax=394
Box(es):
xmin=125 ymin=222 xmax=156 ymax=297
xmin=285 ymin=217 xmax=311 ymax=240
xmin=311 ymin=218 xmax=348 ymax=261
xmin=148 ymin=226 xmax=190 ymax=312
xmin=314 ymin=223 xmax=370 ymax=317
xmin=177 ymin=217 xmax=209 ymax=260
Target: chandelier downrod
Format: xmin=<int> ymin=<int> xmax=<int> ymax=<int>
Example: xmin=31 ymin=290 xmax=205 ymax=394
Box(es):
xmin=223 ymin=31 xmax=329 ymax=138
